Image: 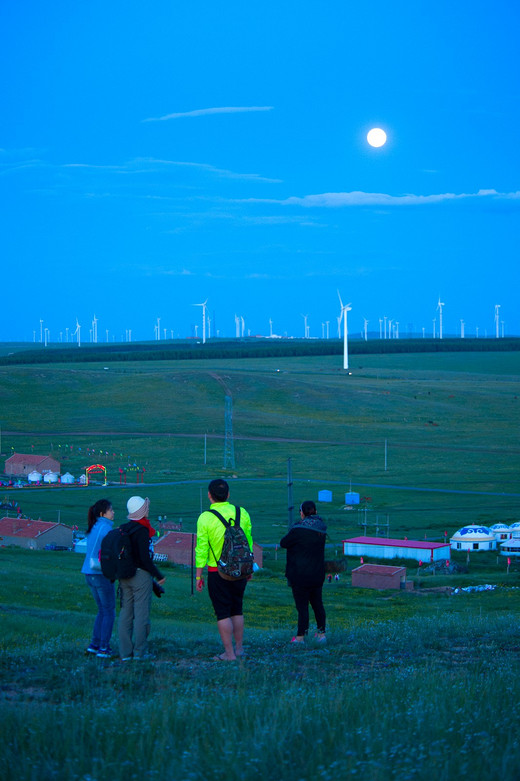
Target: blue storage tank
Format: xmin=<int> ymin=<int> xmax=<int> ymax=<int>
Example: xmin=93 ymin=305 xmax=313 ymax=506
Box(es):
xmin=318 ymin=490 xmax=333 ymax=503
xmin=344 ymin=492 xmax=360 ymax=505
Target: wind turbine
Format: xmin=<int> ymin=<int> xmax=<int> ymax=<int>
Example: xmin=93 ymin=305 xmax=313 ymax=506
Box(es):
xmin=92 ymin=314 xmax=98 ymax=344
xmin=460 ymin=319 xmax=465 ymax=338
xmin=301 ymin=314 xmax=309 ymax=338
xmin=437 ymin=298 xmax=445 ymax=339
xmin=363 ymin=318 xmax=369 ymax=341
xmin=337 ymin=290 xmax=352 ymax=371
xmin=269 ymin=318 xmax=273 ymax=337
xmin=73 ymin=318 xmax=81 ymax=347
xmin=194 ymin=300 xmax=208 ymax=343
xmin=494 ymin=305 xmax=501 ymax=338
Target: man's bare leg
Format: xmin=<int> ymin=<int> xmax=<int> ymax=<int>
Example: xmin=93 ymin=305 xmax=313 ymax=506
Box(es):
xmin=231 ymin=615 xmax=244 ymax=655
xmin=216 ymin=618 xmax=237 ymax=660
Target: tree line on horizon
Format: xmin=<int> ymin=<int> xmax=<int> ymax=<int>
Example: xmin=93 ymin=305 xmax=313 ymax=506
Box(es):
xmin=0 ymin=337 xmax=518 ymax=366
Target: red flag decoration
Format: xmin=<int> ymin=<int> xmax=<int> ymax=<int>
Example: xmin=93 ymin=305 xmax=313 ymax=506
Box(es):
xmin=418 ymin=560 xmax=423 ymax=567
xmin=360 ymin=556 xmax=364 ymax=564
xmin=508 ymin=557 xmax=511 ymax=566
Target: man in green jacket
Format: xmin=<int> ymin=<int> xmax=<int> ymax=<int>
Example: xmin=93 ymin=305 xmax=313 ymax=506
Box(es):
xmin=195 ymin=479 xmax=253 ymax=660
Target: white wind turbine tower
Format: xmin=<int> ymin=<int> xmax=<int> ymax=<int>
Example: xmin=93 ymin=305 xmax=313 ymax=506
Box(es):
xmin=240 ymin=316 xmax=245 ymax=338
xmin=337 ymin=290 xmax=352 ymax=371
xmin=194 ymin=300 xmax=208 ymax=344
xmin=301 ymin=314 xmax=309 ymax=338
xmin=363 ymin=318 xmax=369 ymax=341
xmin=325 ymin=320 xmax=330 ymax=339
xmin=494 ymin=305 xmax=501 ymax=338
xmin=437 ymin=298 xmax=445 ymax=339
xmin=92 ymin=314 xmax=98 ymax=344
xmin=234 ymin=314 xmax=240 ymax=338
xmin=73 ymin=318 xmax=81 ymax=347
xmin=269 ymin=318 xmax=273 ymax=337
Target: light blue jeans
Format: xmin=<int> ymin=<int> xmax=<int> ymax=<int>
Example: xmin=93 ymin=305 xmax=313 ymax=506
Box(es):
xmin=85 ymin=574 xmax=116 ymax=650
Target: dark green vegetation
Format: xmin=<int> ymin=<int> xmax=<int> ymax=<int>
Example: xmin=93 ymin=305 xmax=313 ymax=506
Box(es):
xmin=1 ymin=350 xmax=520 ymax=779
xmin=2 ymin=549 xmax=520 ymax=781
xmin=1 ymin=336 xmax=519 ymax=365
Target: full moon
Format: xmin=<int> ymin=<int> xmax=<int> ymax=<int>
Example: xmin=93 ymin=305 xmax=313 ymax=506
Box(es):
xmin=367 ymin=127 xmax=387 ymax=147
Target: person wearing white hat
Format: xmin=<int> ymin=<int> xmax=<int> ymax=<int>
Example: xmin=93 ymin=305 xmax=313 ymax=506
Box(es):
xmin=118 ymin=496 xmax=165 ymax=661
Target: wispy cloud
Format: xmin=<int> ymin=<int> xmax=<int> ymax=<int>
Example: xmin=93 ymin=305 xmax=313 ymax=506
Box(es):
xmin=61 ymin=157 xmax=281 ymax=184
xmin=135 ymin=157 xmax=281 ymax=183
xmin=236 ymin=189 xmax=520 ymax=208
xmin=143 ymin=106 xmax=274 ymax=122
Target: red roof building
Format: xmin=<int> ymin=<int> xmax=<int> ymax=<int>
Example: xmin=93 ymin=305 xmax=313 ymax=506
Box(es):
xmin=0 ymin=517 xmax=73 ymax=550
xmin=351 ymin=563 xmax=413 ymax=590
xmin=343 ymin=536 xmax=450 ymax=563
xmin=154 ymin=531 xmax=263 ymax=568
xmin=5 ymin=453 xmax=61 ymax=477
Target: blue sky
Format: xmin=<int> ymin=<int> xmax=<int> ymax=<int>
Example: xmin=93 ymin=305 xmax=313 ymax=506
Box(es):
xmin=1 ymin=0 xmax=518 ymax=342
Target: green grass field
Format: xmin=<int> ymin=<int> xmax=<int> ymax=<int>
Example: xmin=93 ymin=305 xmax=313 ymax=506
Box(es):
xmin=1 ymin=351 xmax=519 ymax=539
xmin=2 ymin=548 xmax=520 ymax=780
xmin=2 ymin=350 xmax=520 ymax=780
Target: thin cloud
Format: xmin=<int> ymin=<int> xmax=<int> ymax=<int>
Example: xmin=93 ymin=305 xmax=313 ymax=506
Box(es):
xmin=134 ymin=157 xmax=281 ymax=183
xmin=143 ymin=106 xmax=274 ymax=122
xmin=237 ymin=189 xmax=520 ymax=207
xmin=62 ymin=157 xmax=281 ymax=184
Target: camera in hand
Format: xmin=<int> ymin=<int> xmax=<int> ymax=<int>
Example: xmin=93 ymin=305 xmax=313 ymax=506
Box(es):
xmin=153 ymin=580 xmax=165 ymax=598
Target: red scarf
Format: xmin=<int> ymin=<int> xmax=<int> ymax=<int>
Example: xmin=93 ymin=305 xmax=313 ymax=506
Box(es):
xmin=133 ymin=516 xmax=156 ymax=538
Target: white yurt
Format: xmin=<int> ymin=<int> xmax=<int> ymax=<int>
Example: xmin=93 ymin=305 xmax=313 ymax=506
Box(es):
xmin=43 ymin=472 xmax=59 ymax=484
xmin=74 ymin=537 xmax=87 ymax=554
xmin=78 ymin=474 xmax=87 ymax=485
xmin=489 ymin=523 xmax=512 ymax=541
xmin=450 ymin=525 xmax=496 ymax=552
xmin=509 ymin=522 xmax=520 ymax=533
xmin=61 ymin=472 xmax=75 ymax=484
xmin=500 ymin=537 xmax=520 ymax=557
xmin=28 ymin=470 xmax=42 ymax=483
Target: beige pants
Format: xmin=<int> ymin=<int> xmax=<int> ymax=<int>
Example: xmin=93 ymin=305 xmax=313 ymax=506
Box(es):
xmin=118 ymin=568 xmax=153 ymax=658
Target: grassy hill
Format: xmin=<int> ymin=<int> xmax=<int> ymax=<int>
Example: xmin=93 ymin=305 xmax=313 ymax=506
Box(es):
xmin=1 ymin=351 xmax=519 ymax=539
xmin=2 ymin=350 xmax=520 ymax=779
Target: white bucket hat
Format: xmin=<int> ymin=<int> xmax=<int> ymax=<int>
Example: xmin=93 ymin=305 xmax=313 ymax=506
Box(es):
xmin=127 ymin=495 xmax=150 ymax=520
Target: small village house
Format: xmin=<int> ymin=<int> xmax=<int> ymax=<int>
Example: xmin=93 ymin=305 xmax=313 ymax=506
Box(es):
xmin=154 ymin=531 xmax=263 ymax=568
xmin=5 ymin=453 xmax=61 ymax=478
xmin=0 ymin=517 xmax=73 ymax=550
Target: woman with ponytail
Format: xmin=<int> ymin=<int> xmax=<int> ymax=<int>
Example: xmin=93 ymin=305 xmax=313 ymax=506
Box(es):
xmin=81 ymin=498 xmax=116 ymax=658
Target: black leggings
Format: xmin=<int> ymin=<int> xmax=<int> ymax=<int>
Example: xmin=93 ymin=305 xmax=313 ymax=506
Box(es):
xmin=291 ymin=584 xmax=326 ymax=636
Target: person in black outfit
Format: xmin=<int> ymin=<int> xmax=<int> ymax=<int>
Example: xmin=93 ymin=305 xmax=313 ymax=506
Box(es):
xmin=118 ymin=496 xmax=165 ymax=661
xmin=280 ymin=500 xmax=327 ymax=645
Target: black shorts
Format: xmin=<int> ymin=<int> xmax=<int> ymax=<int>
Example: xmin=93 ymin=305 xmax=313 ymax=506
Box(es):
xmin=207 ymin=571 xmax=247 ymax=621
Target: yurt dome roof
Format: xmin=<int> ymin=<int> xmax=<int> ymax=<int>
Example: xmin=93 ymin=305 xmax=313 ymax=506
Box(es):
xmin=451 ymin=525 xmax=494 ymax=541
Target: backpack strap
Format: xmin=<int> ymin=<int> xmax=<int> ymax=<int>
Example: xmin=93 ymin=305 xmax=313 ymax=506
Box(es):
xmin=208 ymin=506 xmax=241 ymax=528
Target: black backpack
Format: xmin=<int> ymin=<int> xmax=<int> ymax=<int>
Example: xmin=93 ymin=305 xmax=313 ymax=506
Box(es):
xmin=209 ymin=506 xmax=254 ymax=581
xmin=100 ymin=522 xmax=137 ymax=582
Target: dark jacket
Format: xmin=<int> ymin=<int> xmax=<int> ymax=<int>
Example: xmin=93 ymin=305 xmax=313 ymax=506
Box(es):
xmin=125 ymin=521 xmax=163 ymax=580
xmin=280 ymin=517 xmax=326 ymax=588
